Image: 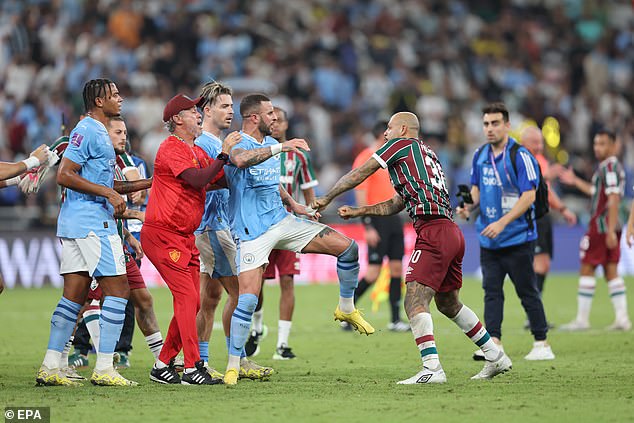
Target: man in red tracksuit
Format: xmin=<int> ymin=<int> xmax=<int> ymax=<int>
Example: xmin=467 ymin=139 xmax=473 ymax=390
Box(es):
xmin=142 ymin=94 xmax=240 ymax=385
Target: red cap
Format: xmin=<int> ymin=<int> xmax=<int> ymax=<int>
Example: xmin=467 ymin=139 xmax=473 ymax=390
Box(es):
xmin=163 ymin=94 xmax=204 ymax=122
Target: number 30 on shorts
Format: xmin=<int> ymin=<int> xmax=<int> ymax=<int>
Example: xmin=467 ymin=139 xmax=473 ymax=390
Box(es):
xmin=410 ymin=249 xmax=422 ymax=263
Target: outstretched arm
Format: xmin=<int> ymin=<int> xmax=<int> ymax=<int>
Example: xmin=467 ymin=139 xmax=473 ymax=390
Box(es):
xmin=338 ymin=194 xmax=405 ymax=219
xmin=114 ymin=178 xmax=153 ymax=195
xmin=311 ymin=158 xmax=381 ymax=211
xmin=230 ymin=138 xmax=309 ymax=168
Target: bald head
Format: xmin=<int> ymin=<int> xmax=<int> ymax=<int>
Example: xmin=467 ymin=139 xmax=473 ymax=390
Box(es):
xmin=385 ymin=112 xmax=420 ymax=141
xmin=521 ymin=126 xmax=543 ymax=156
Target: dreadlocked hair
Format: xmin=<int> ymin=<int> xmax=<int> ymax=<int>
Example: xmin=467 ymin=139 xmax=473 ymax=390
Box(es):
xmin=199 ymin=80 xmax=232 ymax=108
xmin=82 ymin=78 xmax=114 ymax=112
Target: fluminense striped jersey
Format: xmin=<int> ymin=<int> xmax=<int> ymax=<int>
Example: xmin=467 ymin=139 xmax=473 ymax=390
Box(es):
xmin=279 ymin=149 xmax=318 ymax=205
xmin=373 ymin=137 xmax=452 ymax=220
xmin=589 ymin=156 xmax=624 ymax=234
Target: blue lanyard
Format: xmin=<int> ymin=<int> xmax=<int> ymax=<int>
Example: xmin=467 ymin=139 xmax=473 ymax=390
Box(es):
xmin=489 ymin=146 xmax=513 ymax=188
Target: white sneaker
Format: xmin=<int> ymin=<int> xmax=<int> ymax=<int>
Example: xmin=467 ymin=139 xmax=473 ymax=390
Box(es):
xmin=559 ymin=320 xmax=590 ymax=331
xmin=471 ymin=353 xmax=512 ymax=380
xmin=606 ymin=318 xmax=632 ymax=331
xmin=524 ymin=341 xmax=555 ymax=360
xmin=397 ymin=366 xmax=447 ymax=384
xmin=473 ymin=344 xmax=504 ymax=361
xmin=387 ymin=321 xmax=410 ymax=332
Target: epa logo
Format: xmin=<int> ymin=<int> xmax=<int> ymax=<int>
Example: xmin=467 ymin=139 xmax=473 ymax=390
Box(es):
xmin=243 ymin=253 xmax=255 ymax=264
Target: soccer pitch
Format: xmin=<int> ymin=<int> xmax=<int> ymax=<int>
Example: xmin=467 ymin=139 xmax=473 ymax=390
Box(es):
xmin=1 ymin=275 xmax=632 ymax=423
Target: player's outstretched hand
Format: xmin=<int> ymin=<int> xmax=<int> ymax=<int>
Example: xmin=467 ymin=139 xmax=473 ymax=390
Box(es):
xmin=310 ymin=197 xmax=330 ymax=212
xmin=107 ymin=190 xmax=127 ymax=215
xmin=337 ymin=205 xmax=359 ymax=220
xmin=221 ymin=131 xmax=242 ymax=153
xmin=562 ymin=208 xmax=577 ymax=226
xmin=30 ymin=144 xmax=50 ymax=166
xmin=292 ymin=203 xmax=321 ymax=219
xmin=281 ymin=138 xmax=309 ymax=153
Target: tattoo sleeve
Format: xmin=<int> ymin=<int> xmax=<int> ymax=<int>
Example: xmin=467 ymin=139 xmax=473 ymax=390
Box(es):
xmin=279 ymin=185 xmax=294 ymax=208
xmin=231 ymin=147 xmax=273 ymax=168
xmin=358 ymin=194 xmax=405 ymax=217
xmin=114 ymin=178 xmax=152 ymax=194
xmin=324 ymin=158 xmax=381 ymax=202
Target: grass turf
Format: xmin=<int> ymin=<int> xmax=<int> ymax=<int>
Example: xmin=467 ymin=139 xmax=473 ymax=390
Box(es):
xmin=1 ymin=274 xmax=633 ymax=423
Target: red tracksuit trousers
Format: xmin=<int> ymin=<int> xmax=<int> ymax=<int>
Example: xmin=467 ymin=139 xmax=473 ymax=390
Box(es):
xmin=141 ymin=224 xmax=200 ymax=368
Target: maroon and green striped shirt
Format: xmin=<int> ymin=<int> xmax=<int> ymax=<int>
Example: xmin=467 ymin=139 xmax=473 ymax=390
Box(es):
xmin=589 ymin=156 xmax=624 ymax=234
xmin=373 ymin=137 xmax=452 ymax=220
xmin=279 ymin=149 xmax=318 ymax=206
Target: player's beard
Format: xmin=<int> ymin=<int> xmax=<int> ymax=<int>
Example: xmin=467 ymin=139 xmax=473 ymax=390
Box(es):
xmin=258 ymin=119 xmax=272 ymax=136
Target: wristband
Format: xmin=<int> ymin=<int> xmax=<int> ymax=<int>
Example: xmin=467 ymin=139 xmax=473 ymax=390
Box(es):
xmin=22 ymin=156 xmax=40 ymax=170
xmin=216 ymin=152 xmax=229 ymax=163
xmin=270 ymin=143 xmax=283 ymax=155
xmin=5 ymin=176 xmax=20 ymax=186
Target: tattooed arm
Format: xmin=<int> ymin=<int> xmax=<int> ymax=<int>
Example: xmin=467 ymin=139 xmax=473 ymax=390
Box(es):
xmin=311 ymin=157 xmax=381 ymax=211
xmin=338 ymin=194 xmax=404 ymax=219
xmin=280 ymin=184 xmax=320 ymax=218
xmin=114 ymin=178 xmax=152 ymax=194
xmin=231 ymin=138 xmax=310 ymax=168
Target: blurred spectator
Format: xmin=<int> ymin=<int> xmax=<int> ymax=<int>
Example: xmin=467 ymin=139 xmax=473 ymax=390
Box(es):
xmin=0 ymin=0 xmax=631 ymax=227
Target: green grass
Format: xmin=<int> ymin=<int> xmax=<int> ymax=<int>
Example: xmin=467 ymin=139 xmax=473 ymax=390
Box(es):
xmin=1 ymin=275 xmax=633 ymax=423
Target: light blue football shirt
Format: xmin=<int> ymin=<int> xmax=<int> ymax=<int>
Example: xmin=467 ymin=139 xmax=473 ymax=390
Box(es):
xmin=195 ymin=131 xmax=231 ymax=233
xmin=57 ymin=117 xmax=118 ymax=238
xmin=224 ymin=132 xmax=288 ymax=241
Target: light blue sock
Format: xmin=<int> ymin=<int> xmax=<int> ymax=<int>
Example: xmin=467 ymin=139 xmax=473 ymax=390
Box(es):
xmin=225 ymin=336 xmax=230 ymax=353
xmin=337 ymin=241 xmax=360 ymax=298
xmin=229 ymin=294 xmax=258 ymax=357
xmin=199 ymin=341 xmax=209 ymax=363
xmin=47 ymin=297 xmax=82 ymax=352
xmin=99 ymin=296 xmax=127 ymax=354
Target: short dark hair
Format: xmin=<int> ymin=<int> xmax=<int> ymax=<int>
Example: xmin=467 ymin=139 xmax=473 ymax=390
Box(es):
xmin=240 ymin=93 xmax=270 ymax=118
xmin=274 ymin=106 xmax=287 ymax=122
xmin=595 ymin=128 xmax=616 ymax=142
xmin=82 ymin=78 xmax=114 ymax=112
xmin=371 ymin=120 xmax=388 ymax=138
xmin=108 ymin=115 xmax=124 ymax=125
xmin=482 ymin=102 xmax=509 ymax=122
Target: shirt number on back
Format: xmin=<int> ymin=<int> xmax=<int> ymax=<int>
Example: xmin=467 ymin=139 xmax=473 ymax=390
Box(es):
xmin=425 ymin=155 xmax=447 ymax=192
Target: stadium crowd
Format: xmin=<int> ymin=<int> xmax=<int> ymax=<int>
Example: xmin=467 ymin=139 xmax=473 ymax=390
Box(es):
xmin=0 ymin=0 xmax=632 ymax=224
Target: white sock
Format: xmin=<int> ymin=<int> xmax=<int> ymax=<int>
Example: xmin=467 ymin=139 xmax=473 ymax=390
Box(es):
xmin=409 ymin=313 xmax=441 ymax=370
xmin=608 ymin=277 xmax=629 ymax=321
xmin=84 ymin=303 xmax=101 ymax=354
xmin=576 ymin=276 xmax=596 ymax=323
xmin=227 ymin=354 xmax=240 ymax=371
xmin=252 ymin=310 xmax=264 ymax=333
xmin=95 ymin=352 xmax=113 ymax=371
xmin=61 ymin=335 xmax=73 ymax=368
xmin=450 ymin=305 xmax=501 ymax=361
xmin=338 ymin=296 xmax=355 ymax=314
xmin=154 ymin=359 xmax=168 ymax=369
xmin=42 ymin=349 xmax=62 ymax=369
xmin=277 ymin=320 xmax=292 ymax=348
xmin=184 ymin=367 xmax=196 ymax=374
xmin=145 ymin=332 xmax=164 ymax=360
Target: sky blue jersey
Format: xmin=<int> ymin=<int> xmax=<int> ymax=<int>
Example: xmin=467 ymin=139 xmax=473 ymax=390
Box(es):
xmin=195 ymin=131 xmax=231 ymax=233
xmin=224 ymin=132 xmax=288 ymax=241
xmin=57 ymin=117 xmax=118 ymax=238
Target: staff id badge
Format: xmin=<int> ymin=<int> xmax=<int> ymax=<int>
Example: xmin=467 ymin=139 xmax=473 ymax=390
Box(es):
xmin=501 ymin=192 xmax=519 ymax=214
